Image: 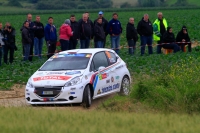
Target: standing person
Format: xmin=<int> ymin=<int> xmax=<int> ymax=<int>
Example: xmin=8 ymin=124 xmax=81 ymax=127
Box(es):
xmin=137 ymin=14 xmax=153 ymax=56
xmin=94 ymin=18 xmax=105 ymax=48
xmin=33 ymin=16 xmax=44 ymax=59
xmin=163 ymin=27 xmax=180 ymax=53
xmin=59 ymin=19 xmax=73 ymax=51
xmin=23 ymin=14 xmax=34 ymax=61
xmin=107 ymin=12 xmax=122 ymax=54
xmin=94 ymin=11 xmax=108 ymax=48
xmin=153 ymin=12 xmax=168 ymax=54
xmin=126 ymin=18 xmax=138 ymax=55
xmin=0 ymin=22 xmax=5 ymax=66
xmin=44 ymin=17 xmax=57 ymax=58
xmin=79 ymin=13 xmax=93 ymax=49
xmin=22 ymin=21 xmax=32 ymax=61
xmin=176 ymin=26 xmax=191 ymax=52
xmin=69 ymin=15 xmax=79 ymax=50
xmin=3 ymin=22 xmax=16 ymax=64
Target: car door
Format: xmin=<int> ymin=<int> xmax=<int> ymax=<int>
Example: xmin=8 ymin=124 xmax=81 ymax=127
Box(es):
xmin=105 ymin=51 xmax=121 ymax=92
xmin=90 ymin=52 xmax=112 ymax=98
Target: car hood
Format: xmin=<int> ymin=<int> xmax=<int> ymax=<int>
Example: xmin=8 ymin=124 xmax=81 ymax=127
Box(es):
xmin=30 ymin=70 xmax=84 ymax=87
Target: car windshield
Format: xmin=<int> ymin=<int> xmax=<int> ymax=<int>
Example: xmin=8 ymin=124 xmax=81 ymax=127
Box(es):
xmin=39 ymin=53 xmax=92 ymax=71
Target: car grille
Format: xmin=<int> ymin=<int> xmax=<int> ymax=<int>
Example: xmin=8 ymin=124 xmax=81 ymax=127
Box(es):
xmin=34 ymin=86 xmax=62 ymax=98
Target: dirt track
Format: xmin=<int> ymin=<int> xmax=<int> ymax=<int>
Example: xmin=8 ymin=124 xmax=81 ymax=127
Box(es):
xmin=0 ymin=84 xmax=114 ymax=110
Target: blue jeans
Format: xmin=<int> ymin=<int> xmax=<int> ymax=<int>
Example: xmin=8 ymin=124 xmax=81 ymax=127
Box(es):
xmin=80 ymin=37 xmax=90 ymax=48
xmin=128 ymin=39 xmax=136 ymax=55
xmin=23 ymin=44 xmax=31 ymax=61
xmin=60 ymin=39 xmax=69 ymax=51
xmin=140 ymin=36 xmax=153 ymax=55
xmin=95 ymin=41 xmax=104 ymax=48
xmin=111 ymin=35 xmax=120 ymax=54
xmin=34 ymin=37 xmax=43 ymax=58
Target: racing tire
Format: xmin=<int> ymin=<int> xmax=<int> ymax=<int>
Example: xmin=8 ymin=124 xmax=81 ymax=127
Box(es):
xmin=118 ymin=75 xmax=130 ymax=96
xmin=82 ymin=85 xmax=92 ymax=108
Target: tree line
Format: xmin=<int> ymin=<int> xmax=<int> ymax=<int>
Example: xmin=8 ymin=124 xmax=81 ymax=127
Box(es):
xmin=6 ymin=0 xmax=193 ymax=10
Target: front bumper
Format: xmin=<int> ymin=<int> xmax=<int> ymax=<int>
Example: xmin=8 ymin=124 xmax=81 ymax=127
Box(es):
xmin=25 ymin=84 xmax=84 ymax=104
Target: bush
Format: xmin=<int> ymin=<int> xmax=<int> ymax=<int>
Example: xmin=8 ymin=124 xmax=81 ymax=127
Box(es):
xmin=120 ymin=2 xmax=132 ymax=8
xmin=7 ymin=0 xmax=23 ymax=7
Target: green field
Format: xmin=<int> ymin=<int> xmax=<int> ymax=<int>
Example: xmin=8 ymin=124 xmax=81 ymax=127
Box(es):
xmin=1 ymin=107 xmax=200 ymax=133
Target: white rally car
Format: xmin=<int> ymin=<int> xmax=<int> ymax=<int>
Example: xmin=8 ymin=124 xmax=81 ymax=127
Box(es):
xmin=25 ymin=48 xmax=131 ymax=108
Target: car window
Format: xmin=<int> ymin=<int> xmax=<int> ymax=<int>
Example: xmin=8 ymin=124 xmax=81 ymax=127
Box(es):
xmin=105 ymin=51 xmax=117 ymax=65
xmin=91 ymin=52 xmax=109 ymax=71
xmin=39 ymin=53 xmax=92 ymax=71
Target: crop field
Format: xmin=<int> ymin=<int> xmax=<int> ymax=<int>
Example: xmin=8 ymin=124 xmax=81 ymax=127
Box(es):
xmin=0 ymin=9 xmax=200 ymax=132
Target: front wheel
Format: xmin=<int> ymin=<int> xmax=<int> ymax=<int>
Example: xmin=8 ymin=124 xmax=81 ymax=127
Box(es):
xmin=118 ymin=76 xmax=130 ymax=96
xmin=82 ymin=85 xmax=92 ymax=108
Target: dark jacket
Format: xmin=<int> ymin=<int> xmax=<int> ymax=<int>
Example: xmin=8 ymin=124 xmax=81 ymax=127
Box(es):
xmin=137 ymin=18 xmax=153 ymax=36
xmin=70 ymin=21 xmax=79 ymax=40
xmin=21 ymin=20 xmax=34 ymax=39
xmin=107 ymin=19 xmax=122 ymax=35
xmin=126 ymin=23 xmax=138 ymax=41
xmin=22 ymin=26 xmax=32 ymax=45
xmin=78 ymin=19 xmax=94 ymax=39
xmin=33 ymin=21 xmax=44 ymax=39
xmin=163 ymin=27 xmax=176 ymax=43
xmin=94 ymin=17 xmax=108 ymax=36
xmin=3 ymin=27 xmax=16 ymax=49
xmin=176 ymin=26 xmax=190 ymax=42
xmin=44 ymin=24 xmax=57 ymax=42
xmin=94 ymin=23 xmax=105 ymax=42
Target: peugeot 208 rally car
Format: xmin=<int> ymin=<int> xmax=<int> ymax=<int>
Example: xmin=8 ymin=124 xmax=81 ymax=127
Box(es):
xmin=25 ymin=48 xmax=131 ymax=108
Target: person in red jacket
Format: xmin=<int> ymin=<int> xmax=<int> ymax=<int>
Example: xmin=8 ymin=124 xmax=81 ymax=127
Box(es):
xmin=59 ymin=19 xmax=73 ymax=51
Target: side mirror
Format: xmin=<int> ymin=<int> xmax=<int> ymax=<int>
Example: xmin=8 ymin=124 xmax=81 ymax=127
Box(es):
xmin=98 ymin=66 xmax=105 ymax=73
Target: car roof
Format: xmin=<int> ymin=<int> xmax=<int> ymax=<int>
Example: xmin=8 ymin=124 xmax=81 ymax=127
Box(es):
xmin=58 ymin=48 xmax=115 ymax=55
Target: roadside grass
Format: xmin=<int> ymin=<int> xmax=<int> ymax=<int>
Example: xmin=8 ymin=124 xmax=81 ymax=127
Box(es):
xmin=1 ymin=107 xmax=200 ymax=133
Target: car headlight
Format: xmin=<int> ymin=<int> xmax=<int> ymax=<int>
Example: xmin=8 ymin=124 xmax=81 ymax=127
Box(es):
xmin=64 ymin=76 xmax=82 ymax=87
xmin=27 ymin=78 xmax=34 ymax=88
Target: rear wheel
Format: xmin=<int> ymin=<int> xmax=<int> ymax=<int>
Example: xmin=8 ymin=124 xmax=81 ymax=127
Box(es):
xmin=118 ymin=76 xmax=130 ymax=96
xmin=82 ymin=85 xmax=92 ymax=108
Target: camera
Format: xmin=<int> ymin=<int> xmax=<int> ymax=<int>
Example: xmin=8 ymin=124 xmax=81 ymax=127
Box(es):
xmin=8 ymin=26 xmax=11 ymax=29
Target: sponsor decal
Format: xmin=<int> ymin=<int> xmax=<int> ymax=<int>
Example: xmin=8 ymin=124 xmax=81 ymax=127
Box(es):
xmin=26 ymin=89 xmax=29 ymax=91
xmin=33 ymin=76 xmax=71 ymax=81
xmin=70 ymin=88 xmax=76 ymax=90
xmin=70 ymin=92 xmax=75 ymax=94
xmin=115 ymin=76 xmax=120 ymax=80
xmin=93 ymin=75 xmax=99 ymax=90
xmin=116 ymin=65 xmax=123 ymax=70
xmin=65 ymin=71 xmax=81 ymax=75
xmin=99 ymin=73 xmax=108 ymax=80
xmin=97 ymin=89 xmax=101 ymax=95
xmin=111 ymin=77 xmax=114 ymax=82
xmin=26 ymin=93 xmax=30 ymax=95
xmin=47 ymin=72 xmax=64 ymax=75
xmin=85 ymin=75 xmax=88 ymax=80
xmin=106 ymin=79 xmax=110 ymax=84
xmin=102 ymin=83 xmax=120 ymax=94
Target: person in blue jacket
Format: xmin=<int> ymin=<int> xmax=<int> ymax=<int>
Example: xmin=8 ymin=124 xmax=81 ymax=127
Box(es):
xmin=107 ymin=13 xmax=122 ymax=54
xmin=44 ymin=17 xmax=57 ymax=59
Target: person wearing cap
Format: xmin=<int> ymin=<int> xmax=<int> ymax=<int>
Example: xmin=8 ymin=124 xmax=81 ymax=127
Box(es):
xmin=106 ymin=12 xmax=122 ymax=54
xmin=69 ymin=14 xmax=79 ymax=50
xmin=153 ymin=12 xmax=168 ymax=54
xmin=59 ymin=19 xmax=73 ymax=51
xmin=94 ymin=11 xmax=108 ymax=48
xmin=33 ymin=16 xmax=44 ymax=59
xmin=78 ymin=13 xmax=94 ymax=48
xmin=176 ymin=26 xmax=191 ymax=52
xmin=44 ymin=17 xmax=57 ymax=58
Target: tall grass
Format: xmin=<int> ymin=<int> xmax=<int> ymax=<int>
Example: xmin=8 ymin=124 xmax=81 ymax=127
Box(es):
xmin=0 ymin=107 xmax=200 ymax=133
